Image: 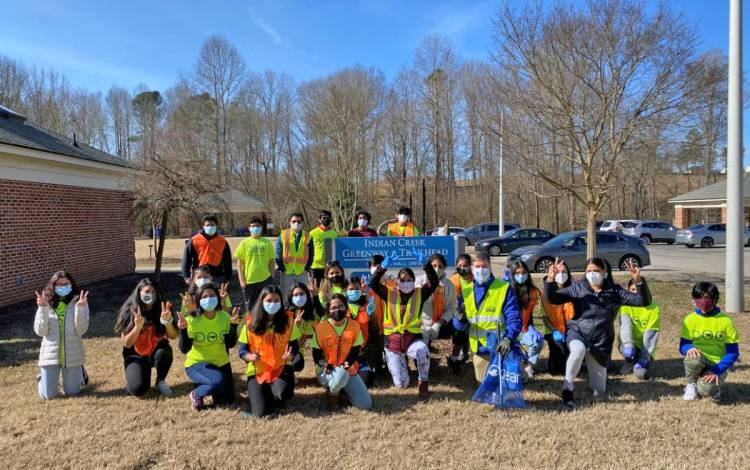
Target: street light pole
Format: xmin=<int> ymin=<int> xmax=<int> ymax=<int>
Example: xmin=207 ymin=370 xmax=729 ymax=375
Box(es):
xmin=726 ymin=0 xmax=744 ymax=313
xmin=498 ymin=109 xmax=504 ymax=237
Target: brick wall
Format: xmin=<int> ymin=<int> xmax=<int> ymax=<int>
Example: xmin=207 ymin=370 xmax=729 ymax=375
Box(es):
xmin=0 ymin=178 xmax=135 ymax=307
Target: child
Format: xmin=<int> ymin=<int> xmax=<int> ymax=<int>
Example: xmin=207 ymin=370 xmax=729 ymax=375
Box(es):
xmin=180 ymin=266 xmax=232 ymax=314
xmin=508 ymin=260 xmax=544 ymax=379
xmin=680 ymin=282 xmax=740 ymax=401
xmin=618 ymin=278 xmax=661 ymax=380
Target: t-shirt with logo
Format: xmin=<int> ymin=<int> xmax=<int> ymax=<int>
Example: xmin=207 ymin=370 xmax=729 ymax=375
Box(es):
xmin=237 ymin=319 xmax=302 ymax=376
xmin=235 ymin=237 xmax=274 ymax=284
xmin=184 ymin=311 xmax=232 ymax=368
xmin=619 ymin=303 xmax=661 ymax=349
xmin=680 ymin=310 xmax=740 ymax=365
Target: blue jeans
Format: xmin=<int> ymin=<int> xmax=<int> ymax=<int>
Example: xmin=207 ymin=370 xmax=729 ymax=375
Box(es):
xmin=38 ymin=365 xmax=83 ymax=400
xmin=318 ymin=370 xmax=372 ymax=410
xmin=520 ymin=330 xmax=544 ymax=365
xmin=185 ymin=362 xmax=234 ymax=405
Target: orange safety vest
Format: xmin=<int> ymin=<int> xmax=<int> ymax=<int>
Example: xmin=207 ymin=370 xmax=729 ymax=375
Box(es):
xmin=244 ymin=312 xmax=294 ymax=384
xmin=431 ymin=286 xmax=445 ymax=323
xmin=387 ymin=222 xmax=416 ymax=237
xmin=280 ymin=229 xmax=310 ymax=275
xmin=314 ymin=319 xmax=361 ymax=375
xmin=348 ymin=303 xmax=370 ymax=346
xmin=520 ymin=287 xmax=541 ymax=332
xmin=191 ymin=233 xmax=227 ymax=267
xmin=541 ymin=296 xmax=575 ymax=333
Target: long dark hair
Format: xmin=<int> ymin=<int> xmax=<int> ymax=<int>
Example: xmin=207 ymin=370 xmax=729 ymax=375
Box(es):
xmin=186 ymin=265 xmax=212 ymax=296
xmin=508 ymin=260 xmax=536 ymax=309
xmin=195 ymin=283 xmax=220 ymax=315
xmin=43 ymin=271 xmax=80 ymax=309
xmin=250 ymin=285 xmax=288 ymax=335
xmin=114 ymin=278 xmax=165 ymax=335
xmin=584 ymin=257 xmax=613 ymax=286
xmin=286 ymin=282 xmax=315 ymax=322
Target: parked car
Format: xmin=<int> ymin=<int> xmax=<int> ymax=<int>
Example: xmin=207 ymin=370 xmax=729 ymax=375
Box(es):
xmin=600 ymin=220 xmax=638 ymax=232
xmin=475 ymin=228 xmax=555 ymax=256
xmin=425 ymin=226 xmax=466 ymax=236
xmin=464 ymin=223 xmax=521 ymax=245
xmin=508 ymin=231 xmax=650 ymax=273
xmin=621 ymin=220 xmax=677 ymax=245
xmin=675 ymin=223 xmax=750 ymax=248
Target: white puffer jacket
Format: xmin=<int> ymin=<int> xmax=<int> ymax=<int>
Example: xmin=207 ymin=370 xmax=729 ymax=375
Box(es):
xmin=33 ymin=297 xmax=89 ymax=368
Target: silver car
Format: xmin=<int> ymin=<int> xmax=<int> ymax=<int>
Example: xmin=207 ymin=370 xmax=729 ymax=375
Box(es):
xmin=622 ymin=220 xmax=677 ymax=245
xmin=675 ymin=223 xmax=750 ymax=248
xmin=508 ymin=230 xmax=651 ymax=273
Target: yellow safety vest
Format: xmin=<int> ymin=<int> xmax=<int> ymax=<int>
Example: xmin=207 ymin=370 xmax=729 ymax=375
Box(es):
xmin=280 ymin=229 xmax=310 ymax=275
xmin=310 ymin=226 xmax=337 ymax=269
xmin=461 ymin=279 xmax=508 ymax=353
xmin=383 ymin=287 xmax=423 ymax=335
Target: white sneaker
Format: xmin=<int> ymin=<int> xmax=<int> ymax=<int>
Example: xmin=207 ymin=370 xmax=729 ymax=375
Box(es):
xmin=524 ymin=364 xmax=535 ymax=380
xmin=156 ymin=380 xmax=173 ymax=397
xmin=683 ymin=383 xmax=697 ymax=401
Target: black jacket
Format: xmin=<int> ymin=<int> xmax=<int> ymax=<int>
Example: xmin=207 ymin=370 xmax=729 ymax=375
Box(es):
xmin=181 ymin=231 xmax=233 ymax=280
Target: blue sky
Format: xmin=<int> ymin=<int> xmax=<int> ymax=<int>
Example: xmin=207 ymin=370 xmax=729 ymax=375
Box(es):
xmin=2 ymin=0 xmax=748 ymax=158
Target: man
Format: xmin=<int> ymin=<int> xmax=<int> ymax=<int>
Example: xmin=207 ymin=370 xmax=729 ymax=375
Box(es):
xmin=309 ymin=210 xmax=337 ymax=287
xmin=181 ymin=215 xmax=232 ymax=284
xmin=386 ymin=206 xmax=419 ymax=237
xmin=235 ymin=217 xmax=275 ymax=311
xmin=456 ymin=251 xmax=521 ymax=382
xmin=348 ymin=210 xmax=378 ymax=237
xmin=276 ymin=212 xmax=314 ymax=296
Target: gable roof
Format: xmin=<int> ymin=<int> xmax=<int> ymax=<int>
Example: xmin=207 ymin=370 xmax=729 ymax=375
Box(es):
xmin=0 ymin=105 xmax=131 ymax=168
xmin=669 ymin=173 xmax=750 ymax=203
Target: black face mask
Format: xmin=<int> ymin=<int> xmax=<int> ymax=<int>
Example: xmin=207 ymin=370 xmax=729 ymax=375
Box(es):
xmin=320 ymin=217 xmax=331 ymax=226
xmin=457 ymin=267 xmax=471 ymax=277
xmin=329 ymin=306 xmax=346 ymax=321
xmin=330 ymin=275 xmax=343 ymax=285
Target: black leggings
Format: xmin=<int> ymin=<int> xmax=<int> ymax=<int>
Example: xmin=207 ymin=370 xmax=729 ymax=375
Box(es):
xmin=123 ymin=342 xmax=173 ymax=396
xmin=246 ymin=366 xmax=295 ymax=417
xmin=544 ymin=334 xmax=569 ymax=376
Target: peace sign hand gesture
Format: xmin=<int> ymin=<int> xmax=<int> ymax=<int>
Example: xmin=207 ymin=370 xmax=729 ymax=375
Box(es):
xmin=282 ymin=345 xmax=293 ymax=361
xmin=35 ymin=291 xmax=48 ymax=307
xmin=219 ymin=283 xmax=229 ymax=301
xmin=176 ymin=312 xmax=188 ymax=330
xmin=76 ymin=291 xmax=89 ymax=307
xmin=180 ymin=292 xmax=195 ymax=312
xmin=133 ymin=306 xmax=145 ymax=330
xmin=161 ymin=301 xmax=173 ymax=324
xmin=294 ymin=310 xmax=304 ymax=326
xmin=230 ymin=307 xmax=241 ymax=325
xmin=626 ymin=260 xmax=641 ymax=284
xmin=547 ymin=257 xmax=566 ymax=283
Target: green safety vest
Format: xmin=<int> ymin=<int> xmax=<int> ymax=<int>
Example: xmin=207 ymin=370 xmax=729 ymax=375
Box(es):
xmin=461 ymin=279 xmax=508 ymax=353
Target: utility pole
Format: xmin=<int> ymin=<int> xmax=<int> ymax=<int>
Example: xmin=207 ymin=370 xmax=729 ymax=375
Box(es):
xmin=498 ymin=109 xmax=504 ymax=237
xmin=726 ymin=0 xmax=744 ymax=313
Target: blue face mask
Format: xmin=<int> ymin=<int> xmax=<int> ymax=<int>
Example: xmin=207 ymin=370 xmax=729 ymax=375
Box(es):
xmin=249 ymin=226 xmax=262 ymax=236
xmin=264 ymin=301 xmax=282 ymax=315
xmin=347 ymin=290 xmax=362 ymax=302
xmin=55 ymin=285 xmax=72 ymax=297
xmin=514 ymin=273 xmax=529 ymax=284
xmin=203 ymin=225 xmax=217 ymax=236
xmin=199 ymin=296 xmax=219 ymax=312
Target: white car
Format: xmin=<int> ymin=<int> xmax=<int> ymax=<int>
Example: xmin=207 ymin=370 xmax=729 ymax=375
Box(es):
xmin=600 ymin=219 xmax=638 ymax=232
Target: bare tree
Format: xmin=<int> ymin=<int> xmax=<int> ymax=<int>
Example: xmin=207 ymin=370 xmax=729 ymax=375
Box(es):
xmin=105 ymin=86 xmax=134 ymax=160
xmin=0 ymin=55 xmax=27 ymax=111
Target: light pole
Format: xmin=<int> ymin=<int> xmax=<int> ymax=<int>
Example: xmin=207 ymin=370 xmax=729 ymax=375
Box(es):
xmin=498 ymin=109 xmax=504 ymax=237
xmin=726 ymin=0 xmax=744 ymax=313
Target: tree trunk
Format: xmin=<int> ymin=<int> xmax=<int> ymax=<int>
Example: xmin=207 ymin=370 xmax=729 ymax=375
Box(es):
xmin=586 ymin=203 xmax=597 ymax=259
xmin=154 ymin=208 xmax=170 ymax=283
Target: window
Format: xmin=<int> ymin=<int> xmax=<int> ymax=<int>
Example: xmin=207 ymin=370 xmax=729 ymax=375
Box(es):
xmin=529 ymin=230 xmax=539 ymax=238
xmin=642 ymin=222 xmax=656 ymax=229
xmin=596 ymin=233 xmax=619 ymax=245
xmin=512 ymin=230 xmax=528 ymax=239
xmin=658 ymin=223 xmax=672 ymax=230
xmin=487 ymin=224 xmax=499 ymax=232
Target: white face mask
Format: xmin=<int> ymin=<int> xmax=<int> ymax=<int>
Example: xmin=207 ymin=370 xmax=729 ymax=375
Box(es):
xmin=195 ymin=278 xmax=210 ymax=288
xmin=140 ymin=292 xmax=156 ymax=305
xmin=397 ymin=214 xmax=408 ymax=223
xmin=434 ymin=267 xmax=445 ymax=278
xmin=357 ymin=218 xmax=369 ymax=227
xmin=291 ymin=222 xmax=302 ymax=232
xmin=473 ymin=267 xmax=491 ymax=285
xmin=586 ymin=271 xmax=603 ymax=287
xmin=399 ymin=281 xmax=415 ymax=293
xmin=370 ymin=266 xmax=378 ymax=275
xmin=554 ymin=272 xmax=569 ymax=285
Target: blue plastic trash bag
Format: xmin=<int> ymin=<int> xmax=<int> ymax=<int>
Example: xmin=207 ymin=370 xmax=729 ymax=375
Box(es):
xmin=472 ymin=333 xmax=527 ymax=409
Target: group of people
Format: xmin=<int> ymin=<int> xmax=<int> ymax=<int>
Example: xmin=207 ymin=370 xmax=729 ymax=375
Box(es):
xmin=32 ymin=208 xmax=740 ymax=415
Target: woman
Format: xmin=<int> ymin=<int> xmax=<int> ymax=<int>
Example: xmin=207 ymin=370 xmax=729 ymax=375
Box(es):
xmin=345 ymin=276 xmax=375 ymax=385
xmin=288 ymin=282 xmax=322 ymax=372
xmin=545 ymin=257 xmax=650 ymax=409
xmin=312 ymin=294 xmax=373 ymax=410
xmin=34 ymin=271 xmax=89 ymax=400
xmin=238 ymin=285 xmax=299 ymax=417
xmin=508 ymin=260 xmax=544 ymax=379
xmin=114 ymin=278 xmax=177 ymax=397
xmin=540 ymin=263 xmax=575 ymax=376
xmin=180 ymin=266 xmax=232 ymax=314
xmin=319 ymin=261 xmax=348 ymax=308
xmin=369 ymin=254 xmax=440 ymax=399
xmin=177 ymin=283 xmax=240 ymax=410
xmin=348 ymin=210 xmax=378 ymax=237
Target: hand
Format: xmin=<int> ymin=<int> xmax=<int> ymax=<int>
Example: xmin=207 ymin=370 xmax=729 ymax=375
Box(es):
xmin=547 ymin=257 xmax=565 ymax=283
xmin=552 ymin=329 xmax=565 ymax=343
xmin=160 ymin=301 xmax=173 ymax=323
xmin=35 ymin=291 xmax=48 ymax=307
xmin=245 ymin=352 xmax=259 ymax=362
xmin=183 ymin=277 xmax=191 ymax=285
xmin=343 ymin=361 xmax=350 ymax=369
xmin=497 ymin=337 xmax=512 ymax=356
xmin=133 ymin=307 xmax=145 ymax=330
xmin=626 ymin=260 xmax=641 ymax=283
xmin=702 ymin=371 xmax=720 ymax=386
xmin=686 ymin=347 xmax=701 ymax=359
xmin=76 ymin=290 xmax=89 ymax=307
xmin=230 ymin=307 xmax=241 ymax=325
xmin=411 ymin=248 xmax=426 ymax=266
xmin=381 ymin=252 xmax=399 ymax=270
xmin=623 ymin=346 xmax=636 ymax=361
xmin=527 ymin=325 xmax=543 ymax=343
xmin=635 ymin=359 xmax=649 ymax=369
xmin=282 ymin=345 xmax=293 ymax=361
xmin=294 ymin=310 xmax=304 ymax=326
xmin=176 ymin=313 xmax=188 ymax=330
xmin=219 ymin=282 xmax=229 ymax=300
xmin=180 ymin=292 xmax=195 ymax=311
xmin=308 ymin=282 xmax=318 ymax=296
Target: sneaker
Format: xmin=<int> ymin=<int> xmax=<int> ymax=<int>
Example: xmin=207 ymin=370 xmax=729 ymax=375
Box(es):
xmin=156 ymin=380 xmax=172 ymax=397
xmin=418 ymin=380 xmax=430 ymax=401
xmin=562 ymin=389 xmax=576 ymax=410
xmin=619 ymin=362 xmax=633 ymax=376
xmin=447 ymin=356 xmax=462 ymax=375
xmin=190 ymin=390 xmax=205 ymax=411
xmin=683 ymin=383 xmax=697 ymax=401
xmin=524 ymin=364 xmax=535 ymax=380
xmin=712 ymin=391 xmax=722 ymax=403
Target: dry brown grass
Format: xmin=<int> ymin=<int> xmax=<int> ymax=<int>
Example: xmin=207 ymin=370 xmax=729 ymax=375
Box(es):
xmin=1 ymin=275 xmax=749 ymax=469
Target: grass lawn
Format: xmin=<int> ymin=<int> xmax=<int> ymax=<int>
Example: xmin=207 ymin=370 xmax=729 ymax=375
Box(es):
xmin=1 ymin=275 xmax=749 ymax=468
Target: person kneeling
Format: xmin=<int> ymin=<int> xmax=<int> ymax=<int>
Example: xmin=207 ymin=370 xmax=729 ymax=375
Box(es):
xmin=618 ymin=279 xmax=661 ymax=380
xmin=312 ymin=294 xmax=372 ymax=410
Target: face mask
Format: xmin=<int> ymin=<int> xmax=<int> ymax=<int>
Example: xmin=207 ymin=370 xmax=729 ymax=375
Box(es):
xmin=200 ymin=296 xmax=219 ymax=312
xmin=330 ymin=275 xmax=343 ymax=285
xmin=264 ymin=301 xmax=282 ymax=315
xmin=514 ymin=273 xmax=529 ymax=284
xmin=434 ymin=267 xmax=445 ymax=278
xmin=140 ymin=292 xmax=156 ymax=305
xmin=55 ymin=285 xmax=72 ymax=297
xmin=694 ymin=298 xmax=716 ymax=313
xmin=291 ymin=222 xmax=302 ymax=232
xmin=347 ymin=290 xmax=362 ymax=302
xmin=473 ymin=268 xmax=491 ymax=285
xmin=249 ymin=226 xmax=262 ymax=236
xmin=292 ymin=295 xmax=307 ymax=307
xmin=320 ymin=217 xmax=331 ymax=226
xmin=370 ymin=266 xmax=379 ymax=275
xmin=397 ymin=214 xmax=409 ymax=223
xmin=586 ymin=271 xmax=603 ymax=287
xmin=554 ymin=272 xmax=569 ymax=285
xmin=399 ymin=281 xmax=415 ymax=293
xmin=329 ymin=306 xmax=346 ymax=321
xmin=457 ymin=267 xmax=471 ymax=277
xmin=203 ymin=225 xmax=217 ymax=236
xmin=357 ymin=218 xmax=368 ymax=227
xmin=195 ymin=278 xmax=210 ymax=288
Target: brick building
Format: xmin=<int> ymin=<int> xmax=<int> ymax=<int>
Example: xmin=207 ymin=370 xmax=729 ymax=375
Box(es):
xmin=669 ymin=171 xmax=750 ymax=228
xmin=0 ymin=105 xmax=136 ymax=307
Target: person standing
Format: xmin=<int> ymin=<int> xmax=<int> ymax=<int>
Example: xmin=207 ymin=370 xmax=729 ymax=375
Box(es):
xmin=386 ymin=206 xmax=419 ymax=237
xmin=181 ymin=215 xmax=232 ymax=284
xmin=348 ymin=210 xmax=378 ymax=237
xmin=276 ymin=212 xmax=314 ymax=297
xmin=310 ymin=210 xmax=337 ymax=287
xmin=235 ymin=216 xmax=275 ymax=311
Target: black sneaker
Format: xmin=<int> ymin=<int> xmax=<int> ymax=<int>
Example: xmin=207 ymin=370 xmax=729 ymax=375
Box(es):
xmin=447 ymin=356 xmax=462 ymax=375
xmin=562 ymin=389 xmax=576 ymax=410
